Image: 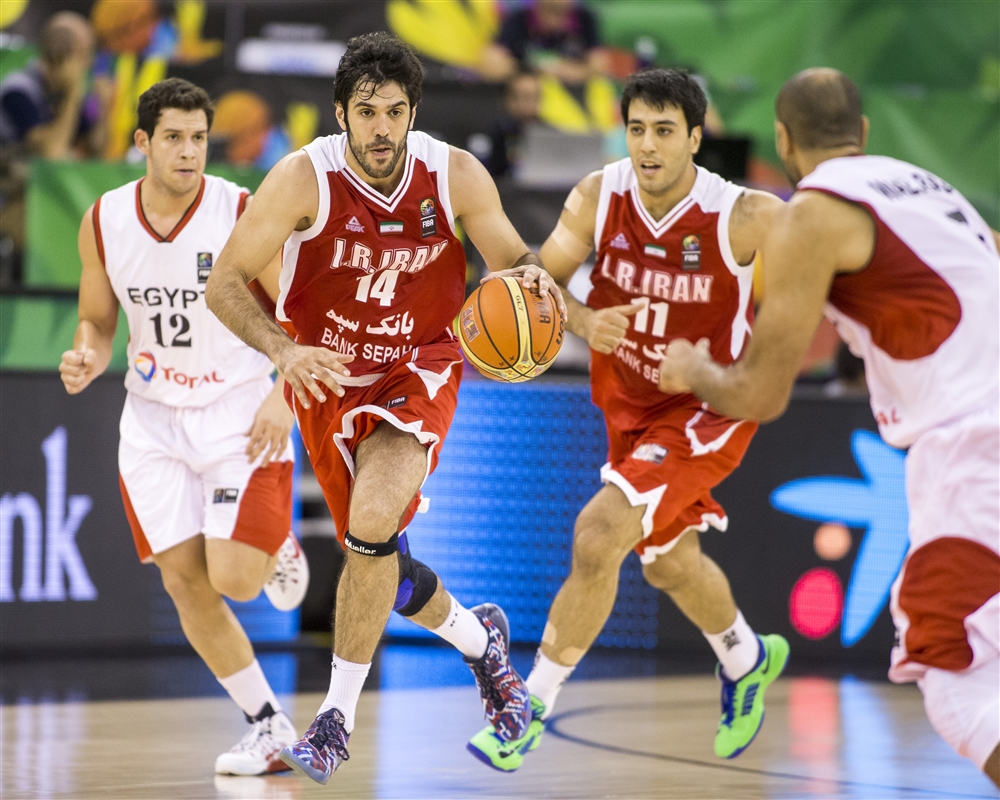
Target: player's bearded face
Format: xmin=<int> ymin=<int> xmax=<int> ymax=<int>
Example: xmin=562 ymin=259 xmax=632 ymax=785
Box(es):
xmin=343 ymin=82 xmax=412 ymax=181
xmin=142 ymin=108 xmax=207 ymax=196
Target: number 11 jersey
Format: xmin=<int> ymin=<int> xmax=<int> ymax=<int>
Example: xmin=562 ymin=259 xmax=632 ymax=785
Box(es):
xmin=96 ymin=175 xmax=274 ymax=407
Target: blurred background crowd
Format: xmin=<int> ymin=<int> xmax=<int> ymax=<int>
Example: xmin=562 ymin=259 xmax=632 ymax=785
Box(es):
xmin=1 ymin=0 xmax=998 ymax=388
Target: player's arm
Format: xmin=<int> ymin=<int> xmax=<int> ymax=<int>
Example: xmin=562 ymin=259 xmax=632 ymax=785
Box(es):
xmin=59 ymin=205 xmax=119 ymax=394
xmin=727 ymin=188 xmax=786 ymax=265
xmin=449 ymin=147 xmax=567 ymax=320
xmin=539 ymin=171 xmax=638 ymax=353
xmin=206 ymin=152 xmax=352 ymax=409
xmin=658 ymin=191 xmax=874 ymax=421
xmin=235 ymin=202 xmax=294 ymax=463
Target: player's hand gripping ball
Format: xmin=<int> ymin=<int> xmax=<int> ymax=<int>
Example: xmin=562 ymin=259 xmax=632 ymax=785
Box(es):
xmin=458 ymin=276 xmax=564 ymax=382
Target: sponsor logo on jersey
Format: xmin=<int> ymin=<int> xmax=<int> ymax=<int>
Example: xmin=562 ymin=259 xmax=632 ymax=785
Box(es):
xmin=346 ymin=216 xmax=365 ymax=233
xmin=632 ymin=443 xmax=668 ymax=464
xmin=197 ymin=252 xmax=213 ymax=284
xmin=420 ymin=197 xmax=436 ymax=237
xmin=460 ymin=306 xmax=480 ymax=341
xmin=385 ymin=395 xmax=408 ymax=410
xmin=610 ymin=233 xmax=630 ymax=250
xmin=366 ymin=311 xmax=415 ymax=337
xmin=213 ymin=488 xmax=239 ymax=504
xmin=380 ymin=220 xmax=404 ymax=235
xmin=644 ymin=243 xmax=666 ymax=259
xmin=682 ymin=235 xmax=701 ymax=270
xmin=326 ymin=309 xmax=359 ymax=332
xmin=134 ymin=351 xmax=156 ymax=381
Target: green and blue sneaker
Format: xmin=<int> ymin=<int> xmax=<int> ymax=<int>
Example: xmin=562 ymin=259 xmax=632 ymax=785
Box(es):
xmin=467 ymin=695 xmax=546 ymax=772
xmin=714 ymin=633 xmax=789 ymax=759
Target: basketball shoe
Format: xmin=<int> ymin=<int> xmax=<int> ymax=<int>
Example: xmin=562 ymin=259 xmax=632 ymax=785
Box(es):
xmin=465 ymin=604 xmax=532 ymax=741
xmin=214 ymin=703 xmax=297 ymax=775
xmin=467 ymin=694 xmax=545 ymax=772
xmin=714 ymin=633 xmax=790 ymax=758
xmin=279 ymin=708 xmax=350 ymax=785
xmin=264 ymin=532 xmax=309 ymax=612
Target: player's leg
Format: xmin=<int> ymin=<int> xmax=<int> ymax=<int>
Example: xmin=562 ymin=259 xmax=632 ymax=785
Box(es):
xmin=282 ymin=421 xmax=428 ymax=784
xmin=642 ymin=528 xmax=788 ymax=758
xmin=152 ymin=535 xmax=295 ymax=775
xmin=394 ymin=533 xmax=530 ymax=741
xmin=468 ymin=484 xmax=644 ymax=771
xmin=986 ymin=744 xmax=1000 ymax=788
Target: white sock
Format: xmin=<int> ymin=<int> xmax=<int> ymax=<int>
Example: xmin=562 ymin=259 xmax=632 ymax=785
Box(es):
xmin=525 ymin=650 xmax=575 ymax=719
xmin=431 ymin=594 xmax=489 ymax=660
xmin=318 ymin=654 xmax=371 ymax=733
xmin=217 ymin=659 xmax=281 ymax=719
xmin=703 ymin=610 xmax=761 ymax=681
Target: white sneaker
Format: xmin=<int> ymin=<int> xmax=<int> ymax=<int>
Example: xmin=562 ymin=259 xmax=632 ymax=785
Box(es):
xmin=215 ymin=709 xmax=298 ymax=775
xmin=264 ymin=532 xmax=309 ymax=612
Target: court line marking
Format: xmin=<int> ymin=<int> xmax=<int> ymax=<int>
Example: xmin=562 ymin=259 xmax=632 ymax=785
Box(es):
xmin=546 ymin=702 xmax=995 ymax=800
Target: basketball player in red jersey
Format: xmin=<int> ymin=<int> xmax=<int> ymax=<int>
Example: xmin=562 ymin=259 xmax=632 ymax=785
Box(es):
xmin=206 ymin=32 xmax=566 ymax=784
xmin=470 ymin=68 xmax=789 ymax=770
xmin=58 ymin=79 xmax=310 ymax=775
xmin=660 ymin=68 xmax=1000 ymax=787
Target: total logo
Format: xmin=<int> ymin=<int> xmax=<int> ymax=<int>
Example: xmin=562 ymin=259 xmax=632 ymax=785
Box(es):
xmin=771 ymin=430 xmax=908 ymax=646
xmin=134 ymin=351 xmax=156 ymax=382
xmin=133 ymin=351 xmax=225 ymax=389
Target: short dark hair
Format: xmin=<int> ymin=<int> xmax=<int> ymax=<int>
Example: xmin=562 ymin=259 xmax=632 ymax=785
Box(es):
xmin=620 ymin=68 xmax=707 ymax=134
xmin=776 ymin=68 xmax=863 ymax=150
xmin=333 ymin=31 xmax=423 ymax=113
xmin=136 ymin=78 xmax=214 ymax=138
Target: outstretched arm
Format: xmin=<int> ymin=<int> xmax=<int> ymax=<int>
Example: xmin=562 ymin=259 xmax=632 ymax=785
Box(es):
xmin=450 ymin=147 xmax=566 ymax=319
xmin=206 ymin=152 xmax=353 ymax=408
xmin=658 ymin=190 xmax=874 ymax=420
xmin=60 ymin=205 xmax=118 ymax=394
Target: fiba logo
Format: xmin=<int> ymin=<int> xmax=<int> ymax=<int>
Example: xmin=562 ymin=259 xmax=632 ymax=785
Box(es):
xmin=134 ymin=351 xmax=156 ymax=382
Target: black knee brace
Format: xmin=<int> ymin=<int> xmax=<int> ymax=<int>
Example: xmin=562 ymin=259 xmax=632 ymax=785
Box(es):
xmin=393 ymin=532 xmax=439 ymax=617
xmin=343 ymin=530 xmax=398 ymax=557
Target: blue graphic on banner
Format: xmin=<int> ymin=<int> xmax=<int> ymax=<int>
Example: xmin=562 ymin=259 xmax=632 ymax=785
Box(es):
xmin=386 ymin=381 xmax=660 ymax=648
xmin=770 ymin=430 xmax=909 ymax=646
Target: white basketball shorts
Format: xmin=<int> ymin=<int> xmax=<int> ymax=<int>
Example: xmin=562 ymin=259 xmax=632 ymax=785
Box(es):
xmin=118 ymin=378 xmax=294 ymax=563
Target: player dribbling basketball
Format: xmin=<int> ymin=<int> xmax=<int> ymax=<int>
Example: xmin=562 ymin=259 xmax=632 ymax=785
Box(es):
xmin=206 ymin=32 xmax=567 ymax=785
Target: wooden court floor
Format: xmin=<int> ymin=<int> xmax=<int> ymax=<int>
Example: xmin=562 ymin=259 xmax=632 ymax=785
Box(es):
xmin=2 ymin=675 xmax=996 ymax=799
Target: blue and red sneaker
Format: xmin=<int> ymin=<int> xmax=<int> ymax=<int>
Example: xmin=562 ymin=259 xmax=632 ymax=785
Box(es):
xmin=279 ymin=707 xmax=350 ymax=785
xmin=465 ymin=603 xmax=531 ymax=742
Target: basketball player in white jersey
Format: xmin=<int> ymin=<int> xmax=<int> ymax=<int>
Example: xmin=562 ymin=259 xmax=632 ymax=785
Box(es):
xmin=471 ymin=68 xmax=790 ymax=771
xmin=58 ymin=78 xmax=310 ymax=776
xmin=660 ymin=68 xmax=1000 ymax=786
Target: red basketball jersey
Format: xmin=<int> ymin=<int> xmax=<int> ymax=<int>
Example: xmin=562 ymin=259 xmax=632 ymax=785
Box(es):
xmin=588 ymin=161 xmax=755 ymax=430
xmin=276 ymin=131 xmax=466 ymax=383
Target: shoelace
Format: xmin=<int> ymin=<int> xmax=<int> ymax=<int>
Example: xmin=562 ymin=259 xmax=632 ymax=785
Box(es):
xmin=470 ymin=656 xmax=508 ymax=712
xmin=232 ymin=719 xmax=277 ymax=754
xmin=308 ymin=713 xmax=350 ymax=762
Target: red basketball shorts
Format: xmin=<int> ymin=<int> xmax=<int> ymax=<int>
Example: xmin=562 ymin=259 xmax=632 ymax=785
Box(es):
xmin=292 ymin=342 xmax=464 ymax=542
xmin=118 ymin=378 xmax=294 ymax=563
xmin=600 ymin=400 xmax=757 ymax=564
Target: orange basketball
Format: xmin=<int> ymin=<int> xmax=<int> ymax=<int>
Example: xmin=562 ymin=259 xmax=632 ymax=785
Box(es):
xmin=458 ymin=276 xmax=564 ymax=382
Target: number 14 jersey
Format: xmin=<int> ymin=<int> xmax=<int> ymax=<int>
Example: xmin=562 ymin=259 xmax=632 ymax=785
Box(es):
xmin=96 ymin=175 xmax=274 ymax=407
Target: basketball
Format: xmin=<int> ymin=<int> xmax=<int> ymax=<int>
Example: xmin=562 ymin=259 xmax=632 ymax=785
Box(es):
xmin=458 ymin=276 xmax=564 ymax=382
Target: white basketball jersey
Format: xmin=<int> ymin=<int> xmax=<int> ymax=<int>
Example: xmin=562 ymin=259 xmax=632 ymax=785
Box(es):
xmin=95 ymin=174 xmax=274 ymax=408
xmin=798 ymin=155 xmax=1000 ymax=448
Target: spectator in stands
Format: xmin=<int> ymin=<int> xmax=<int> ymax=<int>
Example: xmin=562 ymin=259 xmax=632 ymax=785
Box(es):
xmin=484 ymin=71 xmax=542 ymax=178
xmin=211 ymin=90 xmax=290 ymax=171
xmin=479 ymin=0 xmax=610 ymax=85
xmin=0 ymin=11 xmax=108 ymax=287
xmin=0 ymin=11 xmax=107 ymax=158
